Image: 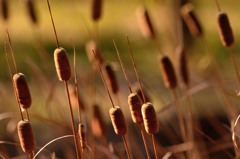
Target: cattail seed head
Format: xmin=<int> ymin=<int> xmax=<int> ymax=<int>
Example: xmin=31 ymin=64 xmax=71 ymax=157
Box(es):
xmin=160 ymin=56 xmax=177 ymax=89
xmin=78 ymin=123 xmax=86 ymax=149
xmin=128 ymin=93 xmax=143 ymax=124
xmin=103 ymin=63 xmax=119 ymax=94
xmin=133 ymin=84 xmax=151 ymax=103
xmin=141 ymin=102 xmax=159 ymax=134
xmin=91 ymin=104 xmax=106 ymax=137
xmin=109 ymin=106 xmax=127 ymax=136
xmin=177 ymin=47 xmax=189 ymax=87
xmin=180 ymin=3 xmax=203 ymax=37
xmin=17 ymin=120 xmax=35 ymax=153
xmin=26 ymin=0 xmax=38 ymax=24
xmin=85 ymin=40 xmax=104 ymax=70
xmin=13 ymin=73 xmax=32 ymax=109
xmin=136 ymin=6 xmax=155 ymax=39
xmin=217 ymin=12 xmax=234 ymax=47
xmin=1 ymin=0 xmax=8 ymax=21
xmin=91 ymin=0 xmax=102 ymax=21
xmin=54 ymin=47 xmax=71 ymax=81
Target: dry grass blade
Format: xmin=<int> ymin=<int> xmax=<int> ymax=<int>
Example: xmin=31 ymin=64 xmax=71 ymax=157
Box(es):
xmin=180 ymin=3 xmax=203 ymax=37
xmin=17 ymin=120 xmax=36 ymax=153
xmin=26 ymin=0 xmax=38 ymax=24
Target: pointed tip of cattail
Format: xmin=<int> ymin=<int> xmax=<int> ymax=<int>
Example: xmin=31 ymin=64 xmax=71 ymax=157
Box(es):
xmin=91 ymin=104 xmax=106 ymax=137
xmin=141 ymin=102 xmax=159 ymax=134
xmin=103 ymin=63 xmax=119 ymax=94
xmin=109 ymin=106 xmax=127 ymax=136
xmin=217 ymin=11 xmax=234 ymax=47
xmin=17 ymin=120 xmax=36 ymax=153
xmin=91 ymin=0 xmax=103 ymax=21
xmin=136 ymin=6 xmax=156 ymax=39
xmin=128 ymin=93 xmax=143 ymax=124
xmin=13 ymin=73 xmax=32 ymax=109
xmin=26 ymin=0 xmax=38 ymax=24
xmin=159 ymin=55 xmax=178 ymax=89
xmin=180 ymin=3 xmax=203 ymax=37
xmin=54 ymin=47 xmax=71 ymax=81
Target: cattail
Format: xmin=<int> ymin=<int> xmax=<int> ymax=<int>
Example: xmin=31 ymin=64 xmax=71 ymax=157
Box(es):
xmin=17 ymin=120 xmax=35 ymax=153
xmin=136 ymin=6 xmax=155 ymax=39
xmin=180 ymin=3 xmax=203 ymax=37
xmin=85 ymin=40 xmax=104 ymax=70
xmin=128 ymin=93 xmax=143 ymax=124
xmin=160 ymin=55 xmax=177 ymax=89
xmin=109 ymin=106 xmax=127 ymax=136
xmin=26 ymin=0 xmax=38 ymax=24
xmin=78 ymin=123 xmax=86 ymax=149
xmin=102 ymin=63 xmax=119 ymax=94
xmin=217 ymin=11 xmax=234 ymax=47
xmin=141 ymin=102 xmax=158 ymax=134
xmin=13 ymin=73 xmax=32 ymax=109
xmin=54 ymin=47 xmax=71 ymax=81
xmin=177 ymin=47 xmax=189 ymax=87
xmin=91 ymin=104 xmax=106 ymax=137
xmin=69 ymin=84 xmax=85 ymax=111
xmin=133 ymin=85 xmax=151 ymax=103
xmin=91 ymin=0 xmax=102 ymax=21
xmin=1 ymin=0 xmax=8 ymax=21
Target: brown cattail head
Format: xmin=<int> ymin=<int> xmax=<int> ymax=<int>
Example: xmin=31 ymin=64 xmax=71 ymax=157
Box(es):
xmin=128 ymin=93 xmax=143 ymax=124
xmin=102 ymin=63 xmax=119 ymax=94
xmin=177 ymin=47 xmax=189 ymax=87
xmin=160 ymin=55 xmax=177 ymax=89
xmin=136 ymin=6 xmax=155 ymax=39
xmin=91 ymin=0 xmax=102 ymax=21
xmin=91 ymin=104 xmax=106 ymax=137
xmin=133 ymin=83 xmax=151 ymax=103
xmin=109 ymin=106 xmax=127 ymax=136
xmin=69 ymin=84 xmax=85 ymax=111
xmin=17 ymin=120 xmax=36 ymax=153
xmin=85 ymin=40 xmax=104 ymax=71
xmin=1 ymin=0 xmax=8 ymax=21
xmin=26 ymin=0 xmax=38 ymax=24
xmin=13 ymin=73 xmax=32 ymax=109
xmin=141 ymin=102 xmax=159 ymax=134
xmin=78 ymin=123 xmax=86 ymax=149
xmin=217 ymin=11 xmax=234 ymax=47
xmin=54 ymin=47 xmax=71 ymax=81
xmin=180 ymin=3 xmax=203 ymax=37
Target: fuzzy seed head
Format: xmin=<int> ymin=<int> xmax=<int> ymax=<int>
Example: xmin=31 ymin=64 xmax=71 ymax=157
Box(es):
xmin=103 ymin=63 xmax=119 ymax=94
xmin=128 ymin=93 xmax=143 ymax=124
xmin=17 ymin=120 xmax=35 ymax=153
xmin=91 ymin=0 xmax=102 ymax=21
xmin=78 ymin=123 xmax=86 ymax=149
xmin=133 ymin=84 xmax=151 ymax=103
xmin=91 ymin=104 xmax=106 ymax=137
xmin=217 ymin=12 xmax=234 ymax=47
xmin=1 ymin=0 xmax=8 ymax=21
xmin=109 ymin=106 xmax=127 ymax=136
xmin=180 ymin=3 xmax=203 ymax=37
xmin=177 ymin=47 xmax=189 ymax=87
xmin=160 ymin=56 xmax=177 ymax=89
xmin=141 ymin=102 xmax=159 ymax=134
xmin=26 ymin=0 xmax=38 ymax=24
xmin=54 ymin=47 xmax=71 ymax=81
xmin=136 ymin=6 xmax=155 ymax=39
xmin=13 ymin=73 xmax=32 ymax=109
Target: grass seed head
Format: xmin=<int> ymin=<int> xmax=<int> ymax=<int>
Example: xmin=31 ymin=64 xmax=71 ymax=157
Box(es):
xmin=180 ymin=3 xmax=203 ymax=37
xmin=103 ymin=63 xmax=119 ymax=94
xmin=141 ymin=102 xmax=159 ymax=134
xmin=54 ymin=47 xmax=71 ymax=81
xmin=26 ymin=0 xmax=38 ymax=24
xmin=217 ymin=11 xmax=234 ymax=47
xmin=128 ymin=93 xmax=143 ymax=124
xmin=160 ymin=55 xmax=177 ymax=89
xmin=17 ymin=120 xmax=36 ymax=153
xmin=91 ymin=104 xmax=106 ymax=137
xmin=13 ymin=73 xmax=32 ymax=109
xmin=91 ymin=0 xmax=102 ymax=21
xmin=136 ymin=6 xmax=155 ymax=39
xmin=109 ymin=106 xmax=127 ymax=136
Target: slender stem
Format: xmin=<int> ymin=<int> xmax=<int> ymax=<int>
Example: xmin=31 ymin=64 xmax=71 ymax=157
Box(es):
xmin=214 ymin=0 xmax=221 ymax=12
xmin=151 ymin=134 xmax=158 ymax=159
xmin=92 ymin=50 xmax=115 ymax=108
xmin=25 ymin=109 xmax=30 ymax=121
xmin=140 ymin=124 xmax=151 ymax=159
xmin=64 ymin=81 xmax=81 ymax=159
xmin=122 ymin=136 xmax=132 ymax=159
xmin=229 ymin=47 xmax=240 ymax=90
xmin=170 ymin=89 xmax=187 ymax=143
xmin=46 ymin=0 xmax=60 ymax=48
